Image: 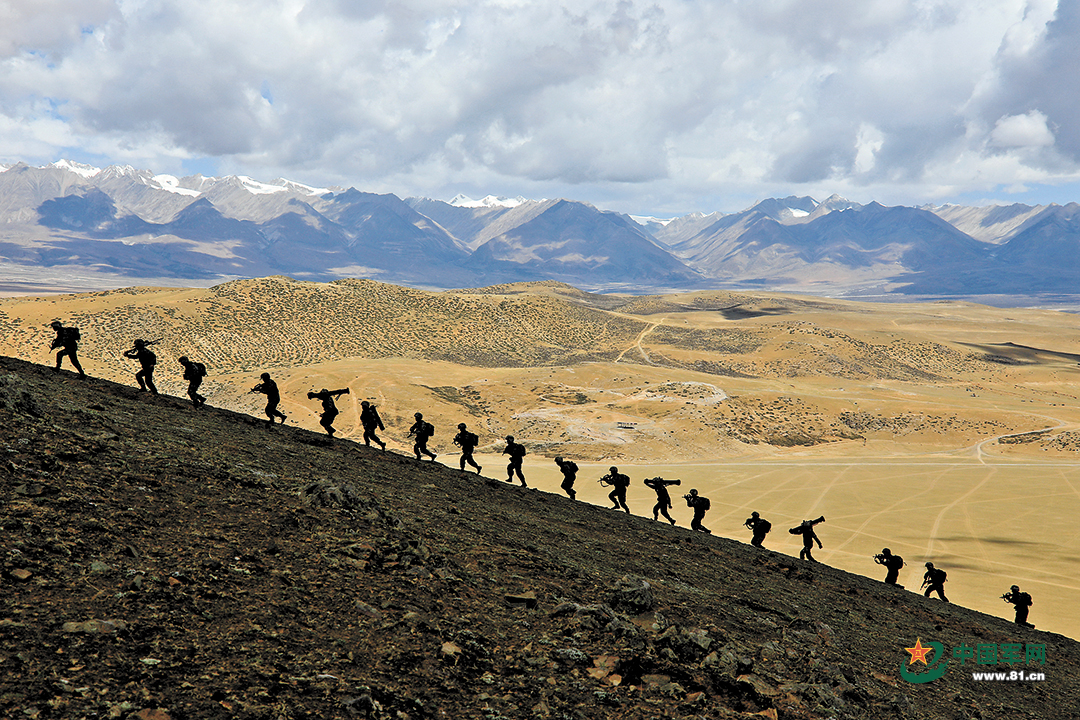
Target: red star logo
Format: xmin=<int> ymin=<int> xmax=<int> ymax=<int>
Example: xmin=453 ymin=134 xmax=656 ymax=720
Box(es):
xmin=906 ymin=638 xmax=933 ymax=665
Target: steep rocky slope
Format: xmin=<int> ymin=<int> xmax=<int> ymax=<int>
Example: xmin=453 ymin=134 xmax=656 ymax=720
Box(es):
xmin=2 ymin=356 xmax=1078 ymax=720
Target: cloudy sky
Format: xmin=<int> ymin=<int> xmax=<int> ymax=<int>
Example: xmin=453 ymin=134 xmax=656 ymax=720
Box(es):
xmin=1 ymin=0 xmax=1077 ymax=216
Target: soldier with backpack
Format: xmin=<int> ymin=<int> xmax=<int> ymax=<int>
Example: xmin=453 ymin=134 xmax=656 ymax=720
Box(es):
xmin=49 ymin=320 xmax=85 ymax=377
xmin=644 ymin=477 xmax=680 ymax=525
xmin=408 ymin=412 xmax=437 ymax=461
xmin=454 ymin=423 xmax=482 ymax=473
xmin=502 ymin=435 xmax=527 ymax=487
xmin=874 ymin=548 xmax=905 ymax=586
xmin=360 ymin=401 xmax=386 ymax=450
xmin=600 ymin=466 xmax=631 ymax=513
xmin=308 ymin=387 xmax=350 ymax=437
xmin=1002 ymin=585 xmax=1035 ymax=628
xmin=250 ymin=372 xmax=287 ymax=427
xmin=684 ymin=489 xmax=711 ymax=533
xmin=744 ymin=511 xmax=772 ymax=548
xmin=123 ymin=339 xmax=158 ymax=394
xmin=554 ymin=456 xmax=578 ymax=500
xmin=178 ymin=356 xmax=207 ymax=408
xmin=922 ymin=562 xmax=948 ymax=602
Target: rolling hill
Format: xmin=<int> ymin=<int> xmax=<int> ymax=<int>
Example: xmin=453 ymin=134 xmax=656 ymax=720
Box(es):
xmin=3 ymin=354 xmax=1078 ymax=719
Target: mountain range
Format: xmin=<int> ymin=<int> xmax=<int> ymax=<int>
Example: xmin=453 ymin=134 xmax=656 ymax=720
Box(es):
xmin=2 ymin=160 xmax=1079 ymax=297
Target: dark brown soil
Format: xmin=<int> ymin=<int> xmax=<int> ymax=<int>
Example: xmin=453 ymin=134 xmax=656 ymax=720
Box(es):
xmin=2 ymin=355 xmax=1077 ymax=720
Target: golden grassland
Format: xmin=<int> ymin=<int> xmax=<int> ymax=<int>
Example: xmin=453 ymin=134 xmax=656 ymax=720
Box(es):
xmin=3 ymin=276 xmax=1080 ymax=637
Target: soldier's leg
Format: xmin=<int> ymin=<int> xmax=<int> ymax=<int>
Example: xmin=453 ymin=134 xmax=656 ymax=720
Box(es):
xmin=659 ymin=505 xmax=676 ymax=525
xmin=144 ymin=368 xmax=157 ymax=394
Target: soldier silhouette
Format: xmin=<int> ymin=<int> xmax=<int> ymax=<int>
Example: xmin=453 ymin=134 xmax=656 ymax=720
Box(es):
xmin=1002 ymin=585 xmax=1034 ymax=628
xmin=744 ymin=511 xmax=772 ymax=548
xmin=308 ymin=387 xmax=349 ymax=437
xmin=408 ymin=412 xmax=437 ymax=461
xmin=178 ymin=356 xmax=207 ymax=408
xmin=251 ymin=372 xmax=287 ymax=427
xmin=360 ymin=400 xmax=386 ymax=450
xmin=874 ymin=548 xmax=905 ymax=586
xmin=453 ymin=423 xmax=482 ymax=474
xmin=684 ymin=489 xmax=711 ymax=533
xmin=123 ymin=339 xmax=158 ymax=394
xmin=554 ymin=456 xmax=578 ymax=499
xmin=49 ymin=320 xmax=85 ymax=376
xmin=922 ymin=562 xmax=948 ymax=602
xmin=502 ymin=435 xmax=527 ymax=487
xmin=790 ymin=517 xmax=825 ymax=562
xmin=644 ymin=477 xmax=679 ymax=525
xmin=600 ymin=466 xmax=630 ymax=513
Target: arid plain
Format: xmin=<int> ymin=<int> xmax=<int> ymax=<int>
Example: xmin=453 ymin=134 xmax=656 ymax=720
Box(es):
xmin=3 ymin=277 xmax=1079 ymax=638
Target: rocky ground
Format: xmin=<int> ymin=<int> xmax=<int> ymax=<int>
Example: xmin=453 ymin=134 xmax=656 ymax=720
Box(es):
xmin=3 ymin=355 xmax=1079 ymax=720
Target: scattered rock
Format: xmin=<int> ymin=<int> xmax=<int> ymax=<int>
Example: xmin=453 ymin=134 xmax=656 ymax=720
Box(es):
xmin=607 ymin=575 xmax=655 ymax=614
xmin=504 ymin=590 xmax=538 ymax=609
xmin=355 ymin=601 xmax=384 ymax=619
xmin=61 ymin=619 xmax=128 ymax=634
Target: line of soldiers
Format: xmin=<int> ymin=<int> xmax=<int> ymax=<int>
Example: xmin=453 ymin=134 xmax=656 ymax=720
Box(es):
xmin=47 ymin=320 xmax=1040 ymax=629
xmin=869 ymin=549 xmax=1035 ymax=626
xmin=51 ymin=322 xmax=207 ymax=407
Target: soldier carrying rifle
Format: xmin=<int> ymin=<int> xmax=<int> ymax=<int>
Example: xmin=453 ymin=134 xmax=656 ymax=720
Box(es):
xmin=1001 ymin=585 xmax=1035 ymax=628
xmin=600 ymin=466 xmax=631 ymax=514
xmin=744 ymin=511 xmax=771 ymax=548
xmin=251 ymin=372 xmax=288 ymax=427
xmin=921 ymin=562 xmax=948 ymax=602
xmin=684 ymin=489 xmax=711 ymax=533
xmin=874 ymin=548 xmax=905 ymax=586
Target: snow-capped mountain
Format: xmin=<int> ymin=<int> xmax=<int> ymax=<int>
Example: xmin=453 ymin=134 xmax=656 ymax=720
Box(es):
xmin=2 ymin=159 xmax=1079 ymax=296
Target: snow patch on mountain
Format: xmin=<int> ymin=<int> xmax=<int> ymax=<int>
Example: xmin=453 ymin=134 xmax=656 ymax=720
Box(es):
xmin=630 ymin=215 xmax=674 ymax=226
xmin=450 ymin=194 xmax=528 ymax=208
xmin=152 ymin=175 xmax=203 ymax=197
xmin=51 ymin=159 xmax=101 ymax=178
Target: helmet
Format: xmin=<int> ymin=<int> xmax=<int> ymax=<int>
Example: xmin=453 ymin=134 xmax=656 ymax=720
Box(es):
xmin=751 ymin=511 xmax=759 ymax=518
xmin=134 ymin=339 xmax=146 ymax=347
xmin=415 ymin=412 xmax=423 ymax=419
xmin=179 ymin=356 xmax=189 ymax=363
xmin=609 ymin=466 xmax=618 ymax=472
xmin=882 ymin=548 xmax=891 ymax=555
xmin=458 ymin=423 xmax=467 ymax=429
xmin=925 ymin=562 xmax=934 ymax=568
xmin=260 ymin=372 xmax=270 ymax=380
xmin=320 ymin=388 xmax=328 ymax=394
xmin=361 ymin=400 xmax=369 ymax=406
xmin=50 ymin=320 xmax=62 ymax=327
xmin=554 ymin=456 xmax=563 ymax=462
xmin=689 ymin=489 xmax=698 ymax=496
xmin=1011 ymin=585 xmax=1020 ymax=591
xmin=506 ymin=435 xmax=514 ymax=441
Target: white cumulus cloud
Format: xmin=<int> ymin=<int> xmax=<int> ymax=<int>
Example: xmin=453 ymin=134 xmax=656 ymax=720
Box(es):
xmin=0 ymin=0 xmax=1077 ymax=215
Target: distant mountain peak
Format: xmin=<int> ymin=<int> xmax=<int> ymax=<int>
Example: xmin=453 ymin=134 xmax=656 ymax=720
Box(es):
xmin=449 ymin=194 xmax=529 ymax=208
xmin=50 ymin=159 xmax=102 ymax=178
